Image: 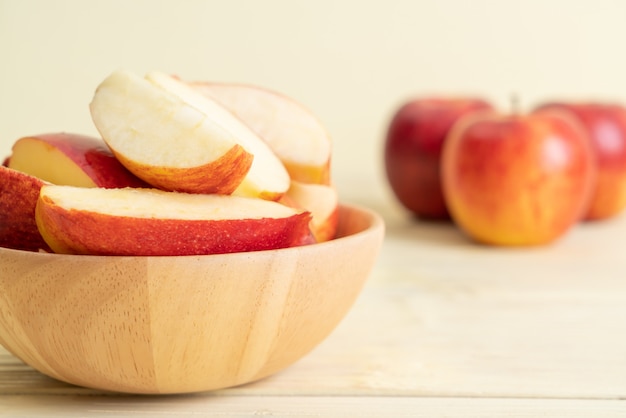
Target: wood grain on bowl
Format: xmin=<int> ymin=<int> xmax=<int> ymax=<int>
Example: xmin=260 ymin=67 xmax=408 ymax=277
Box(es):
xmin=0 ymin=204 xmax=384 ymax=394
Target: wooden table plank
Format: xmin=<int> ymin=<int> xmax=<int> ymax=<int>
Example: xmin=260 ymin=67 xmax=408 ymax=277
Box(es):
xmin=1 ymin=395 xmax=626 ymax=418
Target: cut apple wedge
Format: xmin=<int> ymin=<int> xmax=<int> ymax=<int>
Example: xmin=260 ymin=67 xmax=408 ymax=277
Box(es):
xmin=0 ymin=166 xmax=50 ymax=252
xmin=8 ymin=133 xmax=147 ymax=188
xmin=35 ymin=185 xmax=314 ymax=256
xmin=190 ymin=82 xmax=333 ymax=185
xmin=280 ymin=181 xmax=339 ymax=242
xmin=89 ymin=70 xmax=290 ymax=199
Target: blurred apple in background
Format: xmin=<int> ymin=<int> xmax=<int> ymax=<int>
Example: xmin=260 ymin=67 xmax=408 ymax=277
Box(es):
xmin=533 ymin=101 xmax=626 ymax=221
xmin=441 ymin=110 xmax=596 ymax=246
xmin=384 ymin=98 xmax=493 ymax=220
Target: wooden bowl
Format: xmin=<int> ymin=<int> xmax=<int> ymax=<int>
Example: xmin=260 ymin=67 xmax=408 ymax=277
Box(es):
xmin=0 ymin=203 xmax=384 ymax=394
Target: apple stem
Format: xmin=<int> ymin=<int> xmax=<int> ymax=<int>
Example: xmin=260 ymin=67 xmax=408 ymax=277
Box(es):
xmin=510 ymin=93 xmax=521 ymax=115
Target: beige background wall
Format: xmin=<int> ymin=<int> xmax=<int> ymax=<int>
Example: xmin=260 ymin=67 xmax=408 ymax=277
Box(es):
xmin=2 ymin=0 xmax=626 ymax=203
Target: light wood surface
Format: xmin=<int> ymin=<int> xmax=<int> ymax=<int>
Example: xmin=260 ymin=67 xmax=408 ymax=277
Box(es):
xmin=1 ymin=190 xmax=626 ymax=416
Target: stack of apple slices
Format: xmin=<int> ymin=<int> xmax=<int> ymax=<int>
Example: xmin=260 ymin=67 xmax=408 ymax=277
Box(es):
xmin=0 ymin=70 xmax=337 ymax=256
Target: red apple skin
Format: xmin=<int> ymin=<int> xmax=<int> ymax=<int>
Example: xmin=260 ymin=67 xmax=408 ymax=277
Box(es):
xmin=384 ymin=98 xmax=493 ymax=220
xmin=37 ymin=208 xmax=313 ymax=256
xmin=9 ymin=133 xmax=148 ymax=188
xmin=0 ymin=166 xmax=51 ymax=252
xmin=35 ymin=187 xmax=315 ymax=256
xmin=110 ymin=143 xmax=253 ymax=194
xmin=534 ymin=102 xmax=626 ymax=221
xmin=441 ymin=111 xmax=597 ymax=246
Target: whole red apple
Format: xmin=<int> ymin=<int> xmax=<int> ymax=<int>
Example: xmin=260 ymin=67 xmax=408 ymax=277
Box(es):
xmin=534 ymin=101 xmax=626 ymax=221
xmin=384 ymin=98 xmax=493 ymax=219
xmin=441 ymin=110 xmax=597 ymax=246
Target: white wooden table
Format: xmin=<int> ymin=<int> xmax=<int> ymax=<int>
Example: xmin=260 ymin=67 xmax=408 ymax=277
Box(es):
xmin=2 ymin=185 xmax=626 ymax=417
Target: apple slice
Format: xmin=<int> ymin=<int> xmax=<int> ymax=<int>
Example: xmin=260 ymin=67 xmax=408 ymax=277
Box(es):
xmin=0 ymin=166 xmax=50 ymax=252
xmin=280 ymin=181 xmax=339 ymax=242
xmin=7 ymin=133 xmax=148 ymax=188
xmin=190 ymin=82 xmax=332 ymax=185
xmin=89 ymin=70 xmax=290 ymax=199
xmin=35 ymin=185 xmax=313 ymax=256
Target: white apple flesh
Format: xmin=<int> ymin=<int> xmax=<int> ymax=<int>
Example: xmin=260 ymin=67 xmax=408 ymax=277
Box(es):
xmin=90 ymin=70 xmax=290 ymax=199
xmin=281 ymin=181 xmax=339 ymax=242
xmin=191 ymin=82 xmax=332 ymax=185
xmin=8 ymin=133 xmax=147 ymax=188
